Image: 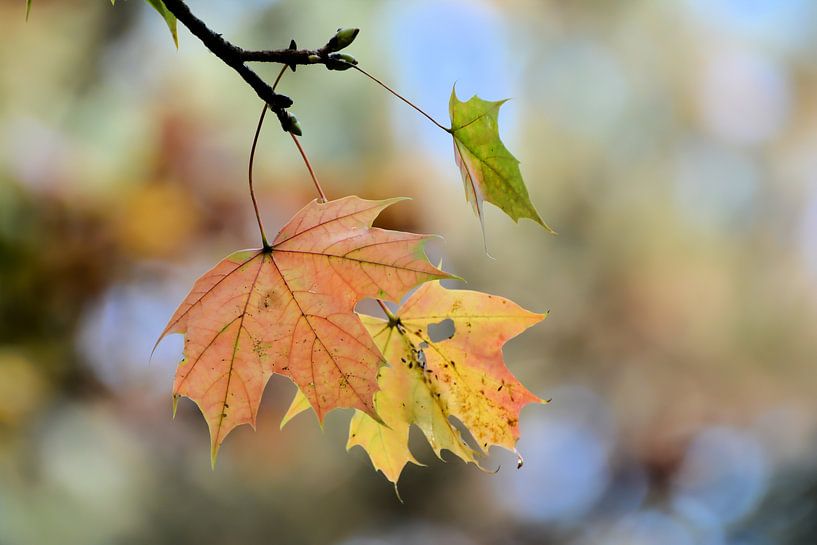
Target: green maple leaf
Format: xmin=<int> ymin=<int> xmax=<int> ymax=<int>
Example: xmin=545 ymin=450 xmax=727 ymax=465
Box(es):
xmin=106 ymin=1 xmax=177 ymax=47
xmin=449 ymin=87 xmax=554 ymax=239
xmin=145 ymin=0 xmax=178 ymax=47
xmin=110 ymin=0 xmax=179 ymax=49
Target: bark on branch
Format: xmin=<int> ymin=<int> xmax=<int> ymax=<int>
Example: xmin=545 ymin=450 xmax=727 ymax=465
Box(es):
xmin=160 ymin=0 xmax=356 ymax=133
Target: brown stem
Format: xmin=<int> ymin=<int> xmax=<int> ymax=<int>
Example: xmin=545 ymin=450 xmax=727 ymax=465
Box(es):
xmin=158 ymin=1 xmax=447 ymax=138
xmin=271 ymin=63 xmax=288 ymax=90
xmin=161 ymin=0 xmax=356 ymax=133
xmin=248 ymin=104 xmax=271 ymax=250
xmin=376 ymin=299 xmax=398 ymax=323
xmin=290 ymin=134 xmax=328 ymax=203
xmin=161 ymin=0 xmax=292 ymax=115
xmin=351 ymin=65 xmax=450 ymax=133
xmin=284 ymin=107 xmax=399 ymax=322
xmin=248 ymin=65 xmax=289 ymax=249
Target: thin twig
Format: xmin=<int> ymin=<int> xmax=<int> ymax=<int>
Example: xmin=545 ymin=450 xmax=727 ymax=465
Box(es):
xmin=161 ymin=0 xmax=353 ymax=133
xmin=161 ymin=0 xmax=291 ymax=114
xmin=159 ymin=1 xmax=447 ymax=138
xmin=351 ymin=65 xmax=450 ymax=132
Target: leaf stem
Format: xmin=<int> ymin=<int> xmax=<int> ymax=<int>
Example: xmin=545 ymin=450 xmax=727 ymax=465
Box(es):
xmin=280 ymin=94 xmax=397 ymax=323
xmin=350 ymin=65 xmax=451 ymax=133
xmin=377 ymin=299 xmax=398 ymax=323
xmin=271 ymin=63 xmax=288 ymax=90
xmin=290 ymin=134 xmax=328 ymax=203
xmin=248 ymin=104 xmax=271 ymax=250
xmin=267 ymin=64 xmax=328 ymax=203
xmin=248 ymin=65 xmax=289 ymax=250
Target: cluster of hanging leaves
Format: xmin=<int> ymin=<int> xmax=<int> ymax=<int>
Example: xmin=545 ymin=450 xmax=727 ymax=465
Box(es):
xmin=143 ymin=9 xmax=551 ymax=487
xmin=156 ymin=192 xmax=549 ymax=484
xmin=23 ymin=0 xmax=554 ymax=487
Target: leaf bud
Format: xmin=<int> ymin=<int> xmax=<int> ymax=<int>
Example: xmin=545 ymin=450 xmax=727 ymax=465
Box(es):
xmin=285 ymin=112 xmax=302 ymax=136
xmin=324 ymin=28 xmax=359 ymax=52
xmin=326 ymin=53 xmax=357 ymax=71
xmin=273 ymin=108 xmax=303 ymax=135
xmin=288 ymin=39 xmax=298 ymax=71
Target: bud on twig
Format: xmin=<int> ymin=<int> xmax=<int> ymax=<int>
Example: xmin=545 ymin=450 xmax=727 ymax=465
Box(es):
xmin=325 ymin=53 xmax=358 ymax=71
xmin=288 ymin=39 xmax=298 ymax=72
xmin=324 ymin=28 xmax=359 ymax=52
xmin=285 ymin=112 xmax=302 ymax=136
xmin=275 ymin=109 xmax=303 ymax=136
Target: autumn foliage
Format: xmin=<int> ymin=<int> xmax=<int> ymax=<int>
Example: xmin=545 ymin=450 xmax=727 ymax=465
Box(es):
xmin=117 ymin=0 xmax=555 ymax=487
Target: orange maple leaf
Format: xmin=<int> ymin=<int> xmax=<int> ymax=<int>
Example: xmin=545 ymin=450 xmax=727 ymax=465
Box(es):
xmin=155 ymin=196 xmax=449 ymax=464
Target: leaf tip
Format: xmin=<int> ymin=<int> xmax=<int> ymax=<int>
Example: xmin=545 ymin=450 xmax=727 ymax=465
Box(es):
xmin=538 ymin=218 xmax=558 ymax=235
xmin=393 ymin=482 xmax=405 ymax=503
xmin=149 ymin=334 xmax=166 ymax=365
xmin=531 ymin=309 xmax=549 ymax=325
xmin=442 ymin=271 xmax=466 ymax=284
xmin=380 ymin=195 xmax=412 ymax=209
xmin=210 ymin=445 xmax=219 ymax=470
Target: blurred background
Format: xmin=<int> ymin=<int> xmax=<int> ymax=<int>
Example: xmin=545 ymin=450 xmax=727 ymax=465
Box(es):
xmin=1 ymin=0 xmax=816 ymax=544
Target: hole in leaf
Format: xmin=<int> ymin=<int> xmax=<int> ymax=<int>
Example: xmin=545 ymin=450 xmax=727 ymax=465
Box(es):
xmin=427 ymin=318 xmax=455 ymax=342
xmin=416 ymin=341 xmax=428 ymax=368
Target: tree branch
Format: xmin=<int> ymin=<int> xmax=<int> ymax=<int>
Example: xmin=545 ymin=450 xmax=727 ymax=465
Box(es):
xmin=161 ymin=0 xmax=290 ymax=109
xmin=159 ymin=0 xmax=358 ymax=132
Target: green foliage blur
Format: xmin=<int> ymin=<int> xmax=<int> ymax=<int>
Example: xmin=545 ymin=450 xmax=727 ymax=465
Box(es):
xmin=1 ymin=1 xmax=816 ymax=544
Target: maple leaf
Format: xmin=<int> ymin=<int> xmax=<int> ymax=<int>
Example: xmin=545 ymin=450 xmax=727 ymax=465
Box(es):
xmin=156 ymin=196 xmax=449 ymax=465
xmin=145 ymin=0 xmax=178 ymax=47
xmin=283 ymin=281 xmax=547 ymax=484
xmin=107 ymin=1 xmax=177 ymax=46
xmin=449 ymin=87 xmax=555 ymax=238
xmin=279 ymin=387 xmax=312 ymax=429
